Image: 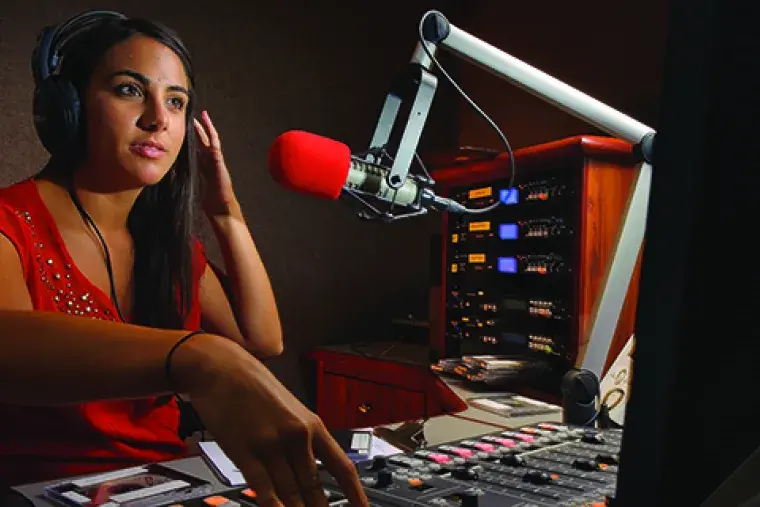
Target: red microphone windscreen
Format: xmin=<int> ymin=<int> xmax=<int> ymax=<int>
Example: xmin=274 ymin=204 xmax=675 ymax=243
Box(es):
xmin=268 ymin=130 xmax=352 ymax=200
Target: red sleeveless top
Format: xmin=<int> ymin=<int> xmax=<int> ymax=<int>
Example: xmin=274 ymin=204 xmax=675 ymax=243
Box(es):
xmin=0 ymin=178 xmax=208 ymax=488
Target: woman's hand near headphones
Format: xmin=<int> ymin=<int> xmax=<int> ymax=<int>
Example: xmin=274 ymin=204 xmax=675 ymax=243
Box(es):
xmin=190 ymin=109 xmax=284 ymax=361
xmin=170 ymin=332 xmax=370 ymax=507
xmin=193 ymin=110 xmax=237 ymax=220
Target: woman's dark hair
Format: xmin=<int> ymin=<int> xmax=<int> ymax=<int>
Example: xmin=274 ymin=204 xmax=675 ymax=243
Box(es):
xmin=48 ymin=17 xmax=198 ymax=330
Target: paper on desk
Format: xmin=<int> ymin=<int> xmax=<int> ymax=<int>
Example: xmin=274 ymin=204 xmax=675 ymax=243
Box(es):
xmin=368 ymin=434 xmax=404 ymax=457
xmin=199 ymin=434 xmax=404 ymax=487
xmin=599 ymin=334 xmax=635 ymax=426
xmin=351 ymin=427 xmax=404 ymax=458
xmin=198 ymin=441 xmax=245 ymax=486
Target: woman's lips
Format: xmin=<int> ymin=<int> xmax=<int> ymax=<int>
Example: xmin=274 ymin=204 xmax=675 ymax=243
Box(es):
xmin=130 ymin=143 xmax=166 ymax=159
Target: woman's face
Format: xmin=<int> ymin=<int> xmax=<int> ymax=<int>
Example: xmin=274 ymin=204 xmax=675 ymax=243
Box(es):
xmin=81 ymin=34 xmax=190 ymax=189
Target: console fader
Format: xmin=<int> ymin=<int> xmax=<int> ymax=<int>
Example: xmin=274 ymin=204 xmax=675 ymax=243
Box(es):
xmin=173 ymin=422 xmax=621 ymax=507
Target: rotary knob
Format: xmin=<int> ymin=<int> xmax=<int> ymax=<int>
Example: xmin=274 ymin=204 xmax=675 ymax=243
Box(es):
xmin=500 ymin=453 xmax=526 ymax=467
xmin=581 ymin=431 xmax=606 ymax=444
xmin=459 ymin=489 xmax=481 ymax=507
xmin=374 ymin=469 xmax=393 ymax=488
xmin=451 ymin=465 xmax=479 ymax=480
xmin=366 ymin=455 xmax=388 ymax=471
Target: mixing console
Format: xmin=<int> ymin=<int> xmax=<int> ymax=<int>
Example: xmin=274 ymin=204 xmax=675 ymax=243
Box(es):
xmin=167 ymin=423 xmax=621 ymax=507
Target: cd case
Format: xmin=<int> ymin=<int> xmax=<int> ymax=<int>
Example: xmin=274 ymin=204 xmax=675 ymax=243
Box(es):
xmin=468 ymin=394 xmax=561 ymax=418
xmin=44 ymin=464 xmax=212 ymax=506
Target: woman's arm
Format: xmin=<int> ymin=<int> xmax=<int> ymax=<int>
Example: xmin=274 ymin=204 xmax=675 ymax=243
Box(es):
xmin=0 ymin=233 xmax=207 ymax=404
xmin=200 ymin=203 xmax=283 ymax=358
xmin=0 ymin=308 xmax=203 ymax=405
xmin=0 ymin=234 xmax=368 ymax=505
xmin=193 ymin=111 xmax=283 ymax=358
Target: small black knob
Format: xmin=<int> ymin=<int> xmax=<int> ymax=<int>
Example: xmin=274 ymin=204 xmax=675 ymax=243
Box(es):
xmin=573 ymin=458 xmax=601 ymax=471
xmin=581 ymin=431 xmax=605 ymax=444
xmin=460 ymin=489 xmax=481 ymax=507
xmin=596 ymin=453 xmax=619 ymax=465
xmin=524 ymin=470 xmax=553 ymax=484
xmin=500 ymin=453 xmax=526 ymax=467
xmin=451 ymin=465 xmax=479 ymax=480
xmin=375 ymin=469 xmax=393 ymax=488
xmin=367 ymin=455 xmax=388 ymax=470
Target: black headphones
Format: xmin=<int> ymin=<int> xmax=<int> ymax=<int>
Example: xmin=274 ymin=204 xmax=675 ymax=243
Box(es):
xmin=31 ymin=10 xmax=128 ymax=158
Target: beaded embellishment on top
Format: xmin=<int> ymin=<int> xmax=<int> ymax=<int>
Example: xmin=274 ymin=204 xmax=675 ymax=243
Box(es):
xmin=15 ymin=208 xmax=117 ymax=321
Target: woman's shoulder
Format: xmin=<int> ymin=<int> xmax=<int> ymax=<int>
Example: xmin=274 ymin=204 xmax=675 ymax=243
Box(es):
xmin=0 ymin=178 xmax=45 ymax=240
xmin=0 ymin=177 xmax=38 ymax=212
xmin=0 ymin=178 xmax=41 ymax=278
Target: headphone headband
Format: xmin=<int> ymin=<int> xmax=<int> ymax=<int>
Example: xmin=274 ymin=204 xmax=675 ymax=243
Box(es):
xmin=31 ymin=10 xmax=128 ymax=159
xmin=32 ymin=10 xmax=127 ymax=84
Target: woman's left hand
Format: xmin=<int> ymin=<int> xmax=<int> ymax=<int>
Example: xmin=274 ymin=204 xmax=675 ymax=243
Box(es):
xmin=194 ymin=110 xmax=239 ymax=218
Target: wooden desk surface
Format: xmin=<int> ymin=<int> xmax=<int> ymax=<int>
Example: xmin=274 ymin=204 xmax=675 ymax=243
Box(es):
xmin=377 ymin=374 xmax=563 ymax=446
xmin=443 ymin=375 xmax=563 ymax=429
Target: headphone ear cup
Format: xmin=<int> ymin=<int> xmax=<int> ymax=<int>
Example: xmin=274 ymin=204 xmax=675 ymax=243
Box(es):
xmin=33 ymin=75 xmax=81 ymax=158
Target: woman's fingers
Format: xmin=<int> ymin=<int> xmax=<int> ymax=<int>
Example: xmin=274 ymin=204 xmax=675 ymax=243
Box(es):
xmin=234 ymin=456 xmax=285 ymax=507
xmin=312 ymin=423 xmax=369 ymax=507
xmin=285 ymin=427 xmax=330 ymax=506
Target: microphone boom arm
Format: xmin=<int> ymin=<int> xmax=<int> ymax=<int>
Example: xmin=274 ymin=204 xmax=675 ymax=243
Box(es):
xmin=367 ymin=10 xmax=656 ymax=380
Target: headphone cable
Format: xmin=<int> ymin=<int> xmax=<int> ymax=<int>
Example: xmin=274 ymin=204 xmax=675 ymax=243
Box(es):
xmin=65 ymin=180 xmax=126 ymax=323
xmin=65 ymin=180 xmax=207 ymax=438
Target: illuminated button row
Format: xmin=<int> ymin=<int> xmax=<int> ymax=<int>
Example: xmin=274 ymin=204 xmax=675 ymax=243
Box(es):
xmin=529 ymin=334 xmax=555 ymax=354
xmin=465 ymin=186 xmax=519 ymax=205
xmin=530 ymin=335 xmax=554 ymax=344
xmin=451 ymin=222 xmax=518 ymax=241
xmin=186 ymin=487 xmax=345 ymax=507
xmin=168 ymin=488 xmax=258 ymax=507
xmin=525 ymin=227 xmax=550 ymax=237
xmin=529 ymin=307 xmax=553 ymax=317
xmin=452 ymin=220 xmax=565 ymax=244
xmin=449 ymin=256 xmax=522 ymax=273
xmin=529 ymin=342 xmax=554 ymax=354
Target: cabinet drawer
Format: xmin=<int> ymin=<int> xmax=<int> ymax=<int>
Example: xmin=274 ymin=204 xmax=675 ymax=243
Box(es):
xmin=318 ymin=373 xmax=426 ymax=429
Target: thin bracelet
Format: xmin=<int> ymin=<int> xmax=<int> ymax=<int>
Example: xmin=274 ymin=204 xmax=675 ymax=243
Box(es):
xmin=165 ymin=330 xmax=206 ymax=391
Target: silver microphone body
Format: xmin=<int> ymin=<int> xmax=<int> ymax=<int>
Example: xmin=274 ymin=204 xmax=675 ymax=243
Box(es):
xmin=344 ymin=156 xmax=422 ymax=207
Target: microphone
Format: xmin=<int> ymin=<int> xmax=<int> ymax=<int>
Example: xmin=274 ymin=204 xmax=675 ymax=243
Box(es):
xmin=267 ymin=130 xmax=474 ymax=219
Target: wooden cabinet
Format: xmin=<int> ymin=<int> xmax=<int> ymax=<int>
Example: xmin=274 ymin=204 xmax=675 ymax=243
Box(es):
xmin=308 ymin=343 xmax=467 ymax=430
xmin=319 ymin=374 xmax=426 ymax=429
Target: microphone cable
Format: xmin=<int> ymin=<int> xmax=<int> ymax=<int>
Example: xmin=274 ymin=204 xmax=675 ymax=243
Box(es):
xmin=66 ymin=181 xmax=126 ymax=323
xmin=416 ymin=12 xmax=516 ymax=214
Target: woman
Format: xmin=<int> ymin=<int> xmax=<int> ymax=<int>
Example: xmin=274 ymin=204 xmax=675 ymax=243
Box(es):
xmin=0 ymin=10 xmax=368 ymax=507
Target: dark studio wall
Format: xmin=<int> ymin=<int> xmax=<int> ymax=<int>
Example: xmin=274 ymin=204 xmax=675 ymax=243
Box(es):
xmin=0 ymin=0 xmax=465 ymax=401
xmin=453 ymin=1 xmax=669 ymax=150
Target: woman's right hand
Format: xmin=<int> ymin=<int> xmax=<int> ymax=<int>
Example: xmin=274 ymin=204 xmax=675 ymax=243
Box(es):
xmin=172 ymin=333 xmax=370 ymax=507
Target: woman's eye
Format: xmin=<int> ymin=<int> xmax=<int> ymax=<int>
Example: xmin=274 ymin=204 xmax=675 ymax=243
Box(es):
xmin=167 ymin=97 xmax=186 ymax=110
xmin=115 ymin=83 xmax=142 ymax=97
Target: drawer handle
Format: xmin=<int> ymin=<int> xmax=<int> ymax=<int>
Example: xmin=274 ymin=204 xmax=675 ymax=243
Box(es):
xmin=358 ymin=403 xmax=372 ymax=413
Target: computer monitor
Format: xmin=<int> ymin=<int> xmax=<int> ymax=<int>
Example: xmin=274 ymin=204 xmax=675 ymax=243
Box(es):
xmin=613 ymin=0 xmax=760 ymax=505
